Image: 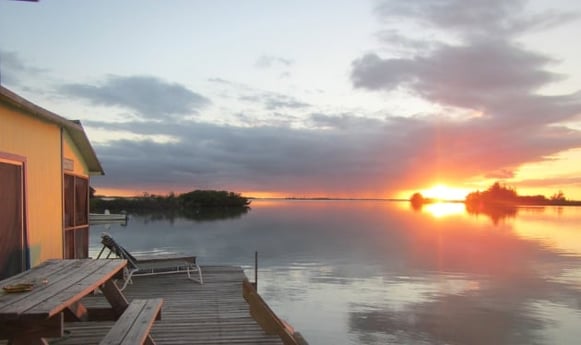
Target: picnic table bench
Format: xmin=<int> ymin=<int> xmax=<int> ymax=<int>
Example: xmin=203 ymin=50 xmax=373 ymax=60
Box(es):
xmin=0 ymin=259 xmax=163 ymax=345
xmin=100 ymin=298 xmax=163 ymax=345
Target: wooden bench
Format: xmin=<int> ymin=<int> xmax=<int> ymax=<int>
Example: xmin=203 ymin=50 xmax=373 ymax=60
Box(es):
xmin=99 ymin=298 xmax=163 ymax=345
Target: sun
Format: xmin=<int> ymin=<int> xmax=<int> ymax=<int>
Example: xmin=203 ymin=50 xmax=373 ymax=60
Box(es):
xmin=421 ymin=184 xmax=470 ymax=201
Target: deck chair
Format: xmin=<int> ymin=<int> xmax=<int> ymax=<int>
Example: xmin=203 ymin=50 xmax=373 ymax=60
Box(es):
xmin=97 ymin=233 xmax=203 ymax=290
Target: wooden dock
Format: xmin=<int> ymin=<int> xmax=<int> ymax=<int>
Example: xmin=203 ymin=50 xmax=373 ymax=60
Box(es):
xmin=43 ymin=266 xmax=288 ymax=345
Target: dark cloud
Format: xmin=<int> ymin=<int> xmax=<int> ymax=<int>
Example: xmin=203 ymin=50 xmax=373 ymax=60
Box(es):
xmin=87 ymin=118 xmax=387 ymax=194
xmin=61 ymin=75 xmax=210 ymax=119
xmin=87 ymin=108 xmax=581 ymax=196
xmin=352 ymin=40 xmax=565 ymax=109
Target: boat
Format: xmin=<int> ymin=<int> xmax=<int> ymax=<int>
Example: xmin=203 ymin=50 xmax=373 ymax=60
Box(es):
xmin=89 ymin=210 xmax=128 ymax=224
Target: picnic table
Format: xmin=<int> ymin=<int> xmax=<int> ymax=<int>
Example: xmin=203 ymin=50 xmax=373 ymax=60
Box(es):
xmin=0 ymin=259 xmax=162 ymax=345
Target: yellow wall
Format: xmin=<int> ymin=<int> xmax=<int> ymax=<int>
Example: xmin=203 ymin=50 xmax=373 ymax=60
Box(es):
xmin=0 ymin=105 xmax=63 ymax=266
xmin=63 ymin=131 xmax=89 ymax=177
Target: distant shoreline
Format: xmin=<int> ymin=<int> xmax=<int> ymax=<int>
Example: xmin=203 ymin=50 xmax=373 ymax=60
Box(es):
xmin=251 ymin=197 xmax=408 ymax=202
xmin=95 ymin=195 xmax=581 ymax=206
xmin=248 ymin=197 xmax=581 ymax=206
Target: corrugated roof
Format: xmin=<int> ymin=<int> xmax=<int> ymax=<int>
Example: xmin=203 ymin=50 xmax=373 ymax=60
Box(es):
xmin=0 ymin=86 xmax=105 ymax=175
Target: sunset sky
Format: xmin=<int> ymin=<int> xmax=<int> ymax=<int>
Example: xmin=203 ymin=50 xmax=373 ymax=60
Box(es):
xmin=1 ymin=0 xmax=580 ymax=199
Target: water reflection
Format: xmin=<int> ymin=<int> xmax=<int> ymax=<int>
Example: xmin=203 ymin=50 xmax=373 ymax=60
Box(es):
xmin=127 ymin=207 xmax=250 ymax=224
xmin=465 ymin=202 xmax=518 ymax=225
xmin=412 ymin=200 xmax=519 ymax=224
xmin=422 ymin=202 xmax=465 ymax=218
xmin=90 ymin=200 xmax=581 ymax=345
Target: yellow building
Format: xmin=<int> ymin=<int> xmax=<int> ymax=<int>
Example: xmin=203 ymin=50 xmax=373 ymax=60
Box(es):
xmin=0 ymin=86 xmax=104 ymax=279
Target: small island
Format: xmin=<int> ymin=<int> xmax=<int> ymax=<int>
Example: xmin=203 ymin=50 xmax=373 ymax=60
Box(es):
xmin=411 ymin=182 xmax=581 ymax=209
xmin=91 ymin=189 xmax=251 ymax=221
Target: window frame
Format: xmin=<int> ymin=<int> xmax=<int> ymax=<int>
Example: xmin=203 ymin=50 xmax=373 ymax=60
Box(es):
xmin=63 ymin=173 xmax=89 ymax=259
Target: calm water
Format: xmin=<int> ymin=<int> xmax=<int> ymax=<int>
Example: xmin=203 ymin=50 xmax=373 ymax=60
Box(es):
xmin=89 ymin=200 xmax=581 ymax=345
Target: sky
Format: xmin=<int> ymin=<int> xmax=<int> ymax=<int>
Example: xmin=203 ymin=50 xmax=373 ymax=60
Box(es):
xmin=1 ymin=0 xmax=580 ymax=199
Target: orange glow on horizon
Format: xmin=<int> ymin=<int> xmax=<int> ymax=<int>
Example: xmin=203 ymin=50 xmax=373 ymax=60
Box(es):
xmin=239 ymin=191 xmax=287 ymax=199
xmin=93 ymin=188 xmax=143 ymax=197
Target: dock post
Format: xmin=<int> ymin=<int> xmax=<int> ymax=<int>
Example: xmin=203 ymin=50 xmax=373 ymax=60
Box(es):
xmin=254 ymin=251 xmax=258 ymax=290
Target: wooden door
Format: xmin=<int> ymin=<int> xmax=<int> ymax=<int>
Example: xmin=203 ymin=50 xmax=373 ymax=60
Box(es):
xmin=0 ymin=160 xmax=26 ymax=279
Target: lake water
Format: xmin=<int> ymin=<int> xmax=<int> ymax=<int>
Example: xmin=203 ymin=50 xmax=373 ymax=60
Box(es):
xmin=89 ymin=200 xmax=581 ymax=345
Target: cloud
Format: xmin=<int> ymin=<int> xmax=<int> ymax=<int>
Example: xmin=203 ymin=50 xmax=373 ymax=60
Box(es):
xmin=207 ymin=77 xmax=232 ymax=85
xmin=61 ymin=75 xmax=210 ymax=119
xmin=374 ymin=29 xmax=434 ymax=52
xmin=485 ymin=169 xmax=515 ymax=179
xmin=309 ymin=112 xmax=383 ymax=130
xmin=513 ymin=176 xmax=581 ymax=189
xmin=239 ymin=92 xmax=309 ymax=110
xmin=0 ymin=50 xmax=46 ymax=86
xmin=375 ymin=0 xmax=579 ymax=38
xmin=255 ymin=55 xmax=293 ymax=69
xmin=207 ymin=77 xmax=308 ymax=111
xmin=358 ymin=0 xmax=580 ymax=120
xmin=346 ymin=0 xmax=581 ymax=194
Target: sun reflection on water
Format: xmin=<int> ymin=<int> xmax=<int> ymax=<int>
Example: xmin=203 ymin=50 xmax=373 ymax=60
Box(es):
xmin=423 ymin=202 xmax=466 ymax=218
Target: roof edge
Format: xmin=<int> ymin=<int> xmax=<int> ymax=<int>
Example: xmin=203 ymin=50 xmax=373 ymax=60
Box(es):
xmin=0 ymin=86 xmax=105 ymax=175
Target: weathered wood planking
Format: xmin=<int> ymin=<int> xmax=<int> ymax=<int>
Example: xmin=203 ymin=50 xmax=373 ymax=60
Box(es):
xmin=1 ymin=266 xmax=286 ymax=345
xmin=0 ymin=260 xmax=89 ymax=315
xmin=0 ymin=260 xmax=127 ymax=320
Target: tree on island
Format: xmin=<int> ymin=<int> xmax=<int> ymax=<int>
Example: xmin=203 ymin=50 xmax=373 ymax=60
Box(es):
xmin=550 ymin=191 xmax=566 ymax=202
xmin=409 ymin=192 xmax=442 ymax=209
xmin=465 ymin=182 xmax=518 ymax=206
xmin=178 ymin=190 xmax=251 ymax=209
xmin=465 ymin=182 xmax=574 ymax=207
xmin=410 ymin=192 xmax=425 ymax=210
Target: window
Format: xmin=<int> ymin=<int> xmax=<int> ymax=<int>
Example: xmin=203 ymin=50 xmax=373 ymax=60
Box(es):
xmin=0 ymin=157 xmax=27 ymax=279
xmin=64 ymin=174 xmax=89 ymax=259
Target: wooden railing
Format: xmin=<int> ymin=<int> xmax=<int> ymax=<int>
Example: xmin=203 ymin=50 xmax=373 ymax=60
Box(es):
xmin=242 ymin=278 xmax=308 ymax=345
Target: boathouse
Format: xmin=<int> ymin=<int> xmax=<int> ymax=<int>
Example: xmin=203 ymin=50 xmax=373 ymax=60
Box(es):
xmin=0 ymin=86 xmax=103 ymax=279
